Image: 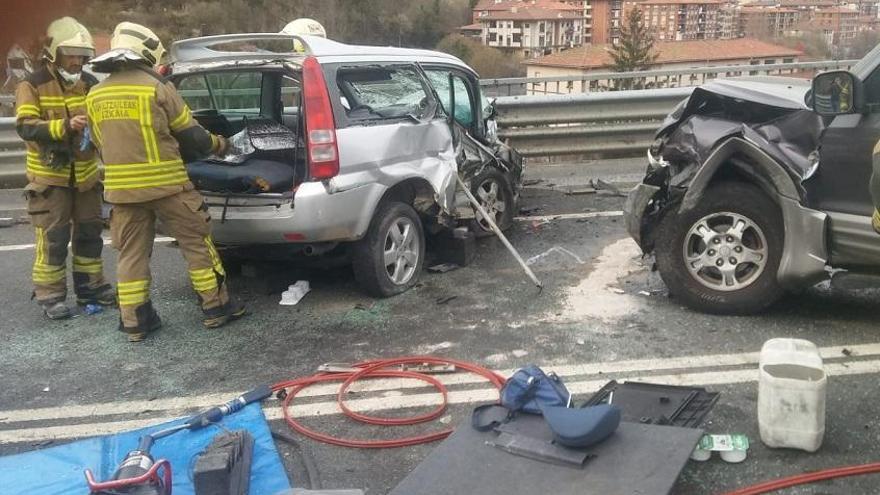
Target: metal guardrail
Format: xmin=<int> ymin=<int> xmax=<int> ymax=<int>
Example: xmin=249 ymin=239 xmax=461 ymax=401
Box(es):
xmin=481 ymin=59 xmax=857 ymax=96
xmin=0 ymin=117 xmax=27 ymax=188
xmin=494 ymin=87 xmax=693 ymax=158
xmin=0 ymin=60 xmax=844 ymax=185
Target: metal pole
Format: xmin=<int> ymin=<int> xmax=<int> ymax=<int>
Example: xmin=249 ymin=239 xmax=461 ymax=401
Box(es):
xmin=456 ymin=175 xmax=542 ymax=289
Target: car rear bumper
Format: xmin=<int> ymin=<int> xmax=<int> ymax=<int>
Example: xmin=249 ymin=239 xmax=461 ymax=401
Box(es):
xmin=204 ymin=181 xmax=385 ymax=245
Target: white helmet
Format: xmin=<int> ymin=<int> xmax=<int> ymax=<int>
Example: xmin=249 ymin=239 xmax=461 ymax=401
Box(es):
xmin=110 ymin=22 xmax=166 ymax=66
xmin=280 ymin=18 xmax=327 ymax=38
xmin=44 ymin=17 xmax=95 ymax=63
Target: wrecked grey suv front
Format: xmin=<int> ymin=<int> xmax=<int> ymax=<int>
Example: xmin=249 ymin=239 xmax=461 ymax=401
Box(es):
xmin=625 ymin=50 xmax=880 ymax=314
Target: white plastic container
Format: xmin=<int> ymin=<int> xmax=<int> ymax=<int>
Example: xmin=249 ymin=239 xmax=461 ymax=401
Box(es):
xmin=758 ymin=338 xmax=827 ymax=452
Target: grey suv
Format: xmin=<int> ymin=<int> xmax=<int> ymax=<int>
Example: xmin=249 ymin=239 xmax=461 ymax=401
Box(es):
xmin=167 ymin=34 xmax=522 ymax=297
xmin=625 ymin=45 xmax=880 ymax=314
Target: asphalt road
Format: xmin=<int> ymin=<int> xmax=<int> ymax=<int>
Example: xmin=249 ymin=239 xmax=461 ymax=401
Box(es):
xmin=1 ymin=167 xmax=880 ymax=494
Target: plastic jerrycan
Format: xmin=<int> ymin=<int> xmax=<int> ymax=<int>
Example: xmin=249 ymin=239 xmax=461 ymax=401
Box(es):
xmin=758 ymin=338 xmax=827 ymax=452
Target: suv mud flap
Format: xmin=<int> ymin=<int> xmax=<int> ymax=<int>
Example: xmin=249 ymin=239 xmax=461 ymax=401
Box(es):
xmin=778 ymin=196 xmax=828 ymax=289
xmin=624 ymin=183 xmax=660 ymax=248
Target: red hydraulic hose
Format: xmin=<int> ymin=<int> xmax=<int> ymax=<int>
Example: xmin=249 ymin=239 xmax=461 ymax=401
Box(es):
xmin=271 ymin=356 xmax=506 ymax=449
xmin=721 ymin=461 xmax=880 ymax=495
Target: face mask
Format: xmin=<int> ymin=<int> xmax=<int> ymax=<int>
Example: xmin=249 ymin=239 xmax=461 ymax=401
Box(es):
xmin=57 ymin=67 xmax=82 ymax=85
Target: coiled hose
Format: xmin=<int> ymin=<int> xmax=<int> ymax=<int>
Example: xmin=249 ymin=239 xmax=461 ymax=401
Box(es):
xmin=271 ymin=356 xmax=506 ymax=449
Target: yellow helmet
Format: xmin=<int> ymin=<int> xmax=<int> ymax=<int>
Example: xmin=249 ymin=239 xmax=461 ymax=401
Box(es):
xmin=280 ymin=18 xmax=327 ymax=38
xmin=44 ymin=17 xmax=95 ymax=63
xmin=109 ymin=22 xmax=166 ymax=66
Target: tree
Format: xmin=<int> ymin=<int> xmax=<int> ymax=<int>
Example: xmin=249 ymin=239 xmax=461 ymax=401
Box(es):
xmin=436 ymin=34 xmax=525 ymax=78
xmin=849 ymin=30 xmax=880 ymax=59
xmin=609 ymin=8 xmax=658 ymax=89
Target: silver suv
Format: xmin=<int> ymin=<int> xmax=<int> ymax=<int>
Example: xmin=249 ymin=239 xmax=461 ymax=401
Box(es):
xmin=167 ymin=34 xmax=522 ymax=296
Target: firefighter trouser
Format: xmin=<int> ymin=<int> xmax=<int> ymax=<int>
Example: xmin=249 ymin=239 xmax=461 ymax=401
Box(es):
xmin=109 ymin=190 xmax=229 ymax=330
xmin=26 ymin=184 xmax=107 ymax=303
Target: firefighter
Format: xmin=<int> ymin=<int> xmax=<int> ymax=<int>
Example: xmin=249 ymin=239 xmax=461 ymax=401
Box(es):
xmin=280 ymin=18 xmax=326 ymax=52
xmin=87 ymin=22 xmax=245 ymax=342
xmin=15 ymin=17 xmax=115 ymax=320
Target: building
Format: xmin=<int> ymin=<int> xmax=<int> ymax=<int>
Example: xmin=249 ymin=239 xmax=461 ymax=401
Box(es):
xmin=718 ymin=2 xmax=742 ymax=39
xmin=623 ymin=0 xmax=725 ymax=41
xmin=591 ymin=0 xmax=625 ymax=44
xmin=523 ymin=38 xmax=802 ymax=92
xmin=739 ymin=6 xmax=801 ymax=38
xmin=470 ymin=0 xmax=587 ymax=57
xmin=811 ymin=7 xmax=860 ymax=46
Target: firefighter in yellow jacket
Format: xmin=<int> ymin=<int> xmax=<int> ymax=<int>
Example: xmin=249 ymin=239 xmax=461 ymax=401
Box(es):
xmin=15 ymin=17 xmax=115 ymax=320
xmin=87 ymin=22 xmax=245 ymax=341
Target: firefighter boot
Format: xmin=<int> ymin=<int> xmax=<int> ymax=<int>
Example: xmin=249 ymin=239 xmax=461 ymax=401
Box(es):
xmin=119 ymin=301 xmax=163 ymax=342
xmin=41 ymin=300 xmax=73 ymax=320
xmin=76 ymin=283 xmax=117 ymax=306
xmin=202 ymin=295 xmax=247 ymax=329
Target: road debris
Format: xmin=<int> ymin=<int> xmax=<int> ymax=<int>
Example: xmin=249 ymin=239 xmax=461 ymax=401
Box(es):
xmin=564 ymin=187 xmax=597 ymax=196
xmin=526 ymin=246 xmax=585 ymax=266
xmin=589 ymin=178 xmax=626 ymax=197
xmin=436 ymin=296 xmax=458 ymax=305
xmin=0 ymin=218 xmax=13 ymax=228
xmin=280 ymin=281 xmax=310 ymax=306
xmin=428 ymin=263 xmax=460 ymax=274
xmin=83 ymin=304 xmax=103 ymax=315
xmin=690 ymin=434 xmax=750 ymax=463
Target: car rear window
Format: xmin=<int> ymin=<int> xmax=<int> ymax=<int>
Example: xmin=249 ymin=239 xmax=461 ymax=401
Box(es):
xmin=337 ymin=66 xmax=432 ymax=121
xmin=177 ymin=71 xmax=263 ymax=117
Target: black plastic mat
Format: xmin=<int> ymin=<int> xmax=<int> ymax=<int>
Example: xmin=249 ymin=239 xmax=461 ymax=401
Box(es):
xmin=389 ymin=413 xmax=702 ymax=495
xmin=581 ymin=381 xmax=720 ymax=428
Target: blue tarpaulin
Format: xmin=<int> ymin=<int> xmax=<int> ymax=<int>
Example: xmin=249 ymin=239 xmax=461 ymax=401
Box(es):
xmin=0 ymin=403 xmax=291 ymax=495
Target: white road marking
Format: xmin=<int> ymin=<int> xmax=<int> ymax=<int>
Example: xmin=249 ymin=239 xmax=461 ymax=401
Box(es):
xmin=0 ymin=237 xmax=175 ymax=252
xmin=515 ymin=211 xmax=624 ymax=222
xmin=1 ymin=343 xmax=878 ymax=443
xmin=2 ymin=357 xmax=878 ymax=444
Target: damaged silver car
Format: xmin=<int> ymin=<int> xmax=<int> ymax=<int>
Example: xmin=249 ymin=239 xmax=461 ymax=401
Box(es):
xmin=166 ymin=34 xmax=522 ymax=297
xmin=626 ymin=46 xmax=880 ymax=314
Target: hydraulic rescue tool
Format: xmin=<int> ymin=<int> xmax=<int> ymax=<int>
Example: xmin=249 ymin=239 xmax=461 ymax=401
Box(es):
xmin=84 ymin=385 xmax=272 ymax=495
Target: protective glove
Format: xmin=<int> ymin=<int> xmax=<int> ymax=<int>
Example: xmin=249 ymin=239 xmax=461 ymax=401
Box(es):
xmin=228 ymin=128 xmax=255 ymax=156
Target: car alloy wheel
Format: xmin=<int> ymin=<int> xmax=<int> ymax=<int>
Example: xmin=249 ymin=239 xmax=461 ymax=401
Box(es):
xmin=475 ymin=176 xmax=507 ymax=231
xmin=682 ymin=211 xmax=769 ymax=292
xmin=383 ymin=217 xmax=421 ymax=285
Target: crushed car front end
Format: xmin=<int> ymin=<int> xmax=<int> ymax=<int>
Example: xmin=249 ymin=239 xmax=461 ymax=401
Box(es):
xmin=626 ymin=78 xmax=825 ymax=255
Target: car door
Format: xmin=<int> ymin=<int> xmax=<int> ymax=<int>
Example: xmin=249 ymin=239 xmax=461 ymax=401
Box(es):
xmin=422 ymin=66 xmax=484 ymax=141
xmin=807 ymin=68 xmax=880 ymax=267
xmin=326 ymin=62 xmax=457 ymax=211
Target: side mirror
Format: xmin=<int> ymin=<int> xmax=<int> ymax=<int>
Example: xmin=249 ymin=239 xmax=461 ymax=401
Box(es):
xmin=811 ymin=70 xmax=861 ymax=116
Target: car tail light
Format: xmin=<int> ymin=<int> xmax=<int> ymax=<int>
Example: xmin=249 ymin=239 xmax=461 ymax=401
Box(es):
xmin=302 ymin=56 xmax=339 ymax=181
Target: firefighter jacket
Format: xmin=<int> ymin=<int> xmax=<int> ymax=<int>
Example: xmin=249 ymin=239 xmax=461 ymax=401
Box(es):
xmin=86 ymin=67 xmax=226 ymax=204
xmin=15 ymin=66 xmax=99 ymax=191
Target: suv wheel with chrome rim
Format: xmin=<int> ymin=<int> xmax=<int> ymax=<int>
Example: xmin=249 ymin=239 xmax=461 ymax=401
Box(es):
xmin=655 ymin=182 xmax=785 ymax=314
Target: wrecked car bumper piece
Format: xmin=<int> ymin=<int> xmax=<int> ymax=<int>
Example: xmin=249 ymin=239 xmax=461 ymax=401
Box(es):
xmin=624 ymin=183 xmax=661 ymax=249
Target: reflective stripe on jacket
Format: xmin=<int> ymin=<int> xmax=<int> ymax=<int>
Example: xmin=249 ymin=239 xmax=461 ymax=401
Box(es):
xmin=15 ymin=67 xmax=99 ymax=191
xmin=86 ymin=68 xmax=225 ymax=204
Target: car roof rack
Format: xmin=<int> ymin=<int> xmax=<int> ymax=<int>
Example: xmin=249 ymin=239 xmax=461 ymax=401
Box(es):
xmin=171 ymin=33 xmax=460 ymax=64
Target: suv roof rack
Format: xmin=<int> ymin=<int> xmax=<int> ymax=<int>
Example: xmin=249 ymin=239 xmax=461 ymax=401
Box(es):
xmin=171 ymin=33 xmax=460 ymax=64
